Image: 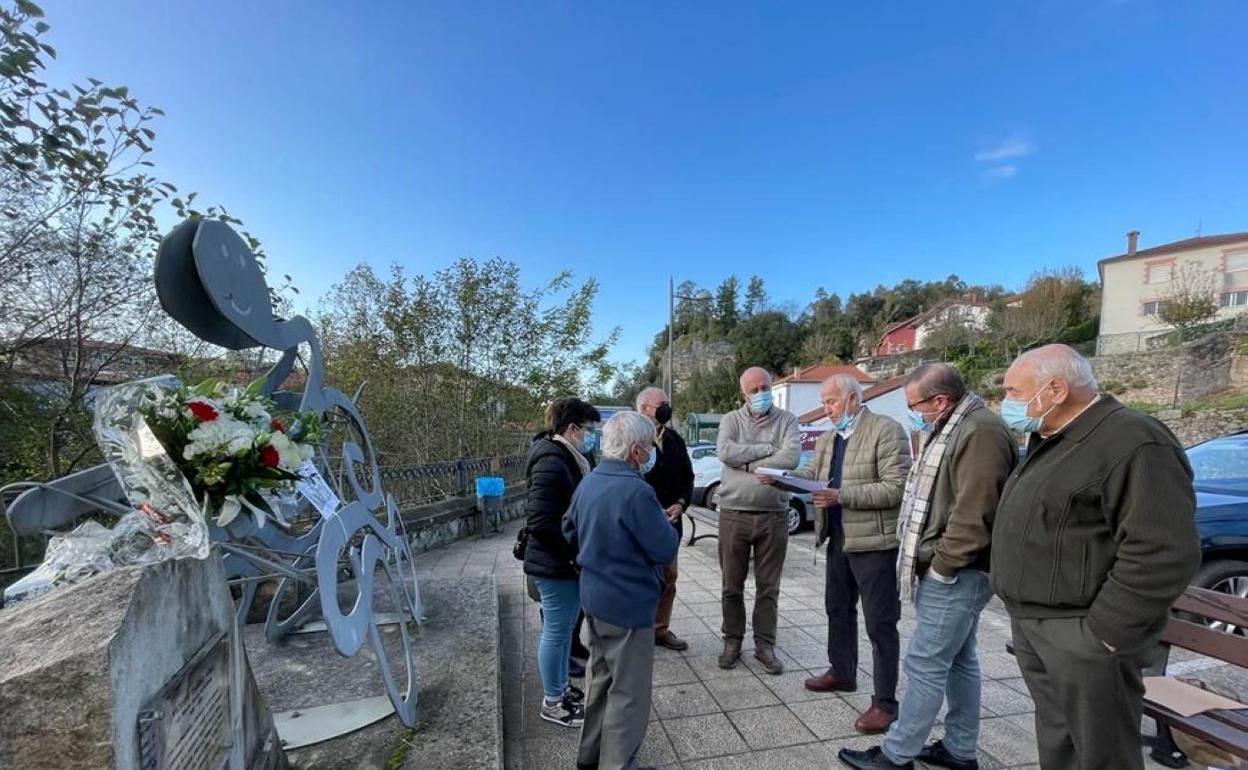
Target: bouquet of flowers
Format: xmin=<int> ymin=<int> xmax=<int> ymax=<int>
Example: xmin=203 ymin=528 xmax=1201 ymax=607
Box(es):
xmin=138 ymin=378 xmax=326 ymax=529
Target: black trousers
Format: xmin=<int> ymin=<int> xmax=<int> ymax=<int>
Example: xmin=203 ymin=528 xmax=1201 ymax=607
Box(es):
xmin=825 ymin=530 xmax=901 ymax=710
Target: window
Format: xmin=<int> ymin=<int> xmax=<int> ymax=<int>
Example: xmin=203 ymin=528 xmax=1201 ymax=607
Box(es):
xmin=1146 ymin=263 xmax=1173 ymax=284
xmin=1227 ymin=250 xmax=1248 ymax=273
xmin=1222 ymin=291 xmax=1248 ymax=308
xmin=1142 ymin=300 xmax=1163 ymax=316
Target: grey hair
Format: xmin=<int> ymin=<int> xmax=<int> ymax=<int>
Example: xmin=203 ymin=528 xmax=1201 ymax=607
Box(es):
xmin=1017 ymin=345 xmax=1099 ymax=391
xmin=823 ymin=374 xmax=863 ymax=402
xmin=907 ymin=363 xmax=967 ymax=402
xmin=601 ymin=411 xmax=656 ymax=462
xmin=635 ymin=386 xmax=667 ymax=411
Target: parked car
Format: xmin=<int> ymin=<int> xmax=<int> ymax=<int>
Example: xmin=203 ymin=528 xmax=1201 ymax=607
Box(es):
xmin=1187 ymin=431 xmax=1248 ymax=616
xmin=693 ymin=450 xmax=814 ymax=536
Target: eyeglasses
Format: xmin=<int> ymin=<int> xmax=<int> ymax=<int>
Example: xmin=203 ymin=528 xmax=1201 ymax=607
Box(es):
xmin=906 ymin=396 xmax=940 ymax=411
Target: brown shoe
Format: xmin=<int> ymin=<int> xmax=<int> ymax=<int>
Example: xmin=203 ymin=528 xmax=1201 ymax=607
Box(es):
xmin=803 ymin=668 xmax=858 ymax=693
xmin=753 ymin=646 xmax=785 ymax=675
xmin=655 ymin=631 xmax=689 ymax=651
xmin=854 ymin=704 xmax=898 ymax=735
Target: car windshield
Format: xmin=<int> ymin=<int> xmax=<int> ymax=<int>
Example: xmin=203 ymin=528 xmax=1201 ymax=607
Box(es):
xmin=1186 ymin=434 xmax=1248 ymax=494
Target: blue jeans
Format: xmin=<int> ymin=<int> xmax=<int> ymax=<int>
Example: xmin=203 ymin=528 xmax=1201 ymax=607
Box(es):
xmin=533 ymin=576 xmax=581 ymax=701
xmin=883 ymin=569 xmax=993 ymax=764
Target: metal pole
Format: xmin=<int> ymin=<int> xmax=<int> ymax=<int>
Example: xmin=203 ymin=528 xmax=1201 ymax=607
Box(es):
xmin=668 ymin=276 xmax=675 ymax=401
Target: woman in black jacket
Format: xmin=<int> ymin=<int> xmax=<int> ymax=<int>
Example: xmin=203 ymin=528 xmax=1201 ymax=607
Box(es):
xmin=524 ymin=397 xmax=600 ymax=728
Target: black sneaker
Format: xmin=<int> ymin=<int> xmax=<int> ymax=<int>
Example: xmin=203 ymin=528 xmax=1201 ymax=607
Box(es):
xmin=564 ymin=684 xmax=585 ymax=704
xmin=917 ymin=740 xmax=978 ymax=770
xmin=540 ymin=696 xmax=584 ymax=727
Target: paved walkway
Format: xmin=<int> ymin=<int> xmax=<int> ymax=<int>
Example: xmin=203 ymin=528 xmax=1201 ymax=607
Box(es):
xmin=415 ymin=510 xmax=1226 ymax=770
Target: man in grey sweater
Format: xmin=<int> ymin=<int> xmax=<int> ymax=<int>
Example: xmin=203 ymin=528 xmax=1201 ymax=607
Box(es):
xmin=715 ymin=366 xmax=801 ymax=674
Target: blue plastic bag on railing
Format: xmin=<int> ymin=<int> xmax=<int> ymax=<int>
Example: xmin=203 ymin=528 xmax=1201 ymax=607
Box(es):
xmin=475 ymin=476 xmax=505 ymax=498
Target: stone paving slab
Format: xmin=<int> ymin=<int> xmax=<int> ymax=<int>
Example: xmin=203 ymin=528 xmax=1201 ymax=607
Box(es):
xmin=415 ymin=513 xmax=1243 ymax=769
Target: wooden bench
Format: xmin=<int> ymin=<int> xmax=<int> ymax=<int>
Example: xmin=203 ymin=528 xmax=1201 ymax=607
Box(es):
xmin=1144 ymin=587 xmax=1248 ymax=767
xmin=1003 ymin=587 xmax=1248 ymax=768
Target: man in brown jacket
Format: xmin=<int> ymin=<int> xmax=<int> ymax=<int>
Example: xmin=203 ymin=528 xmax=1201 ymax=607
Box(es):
xmin=992 ymin=345 xmax=1200 ymax=770
xmin=760 ymin=373 xmax=910 ymax=734
xmin=840 ymin=363 xmax=1016 ymax=770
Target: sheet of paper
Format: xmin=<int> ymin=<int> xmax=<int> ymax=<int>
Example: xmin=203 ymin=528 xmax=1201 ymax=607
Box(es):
xmin=297 ymin=460 xmax=341 ymax=519
xmin=754 ymin=467 xmax=828 ymax=495
xmin=1145 ymin=676 xmax=1246 ymax=718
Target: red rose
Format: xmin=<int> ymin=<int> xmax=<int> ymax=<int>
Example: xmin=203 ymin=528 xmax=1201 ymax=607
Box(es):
xmin=260 ymin=445 xmax=280 ymax=468
xmin=188 ymin=400 xmax=219 ymax=422
xmin=271 ymin=418 xmax=285 ymax=433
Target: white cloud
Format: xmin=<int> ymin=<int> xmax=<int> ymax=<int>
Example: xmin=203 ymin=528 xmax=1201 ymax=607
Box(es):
xmin=974 ymin=139 xmax=1033 ymax=163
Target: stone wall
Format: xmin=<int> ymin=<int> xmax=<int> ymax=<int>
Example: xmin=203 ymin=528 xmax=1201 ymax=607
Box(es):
xmin=1159 ymin=408 xmax=1248 ymax=447
xmin=401 ymin=487 xmax=527 ymax=555
xmin=671 ymin=338 xmax=735 ymax=389
xmin=855 ymin=350 xmax=930 ymax=381
xmin=1087 ymin=331 xmax=1244 ymax=408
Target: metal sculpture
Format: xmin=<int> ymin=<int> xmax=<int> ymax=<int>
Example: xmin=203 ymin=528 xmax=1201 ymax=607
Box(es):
xmin=3 ymin=219 xmax=423 ymax=728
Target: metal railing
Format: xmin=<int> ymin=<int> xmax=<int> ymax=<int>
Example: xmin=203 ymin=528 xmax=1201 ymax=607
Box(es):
xmin=1 ymin=453 xmax=528 ymax=588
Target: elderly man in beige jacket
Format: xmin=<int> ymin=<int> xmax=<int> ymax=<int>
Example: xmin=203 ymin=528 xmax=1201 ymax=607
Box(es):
xmin=761 ymin=373 xmax=911 ymax=734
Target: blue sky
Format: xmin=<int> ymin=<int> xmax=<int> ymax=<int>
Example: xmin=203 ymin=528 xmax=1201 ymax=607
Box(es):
xmin=39 ymin=0 xmax=1248 ymax=367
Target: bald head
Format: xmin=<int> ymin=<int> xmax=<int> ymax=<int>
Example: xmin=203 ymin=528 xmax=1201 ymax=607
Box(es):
xmin=820 ymin=374 xmax=863 ymax=423
xmin=739 ymin=367 xmax=772 ymax=394
xmin=1010 ymin=345 xmax=1098 ymax=396
xmin=635 ymin=386 xmax=670 ymax=426
xmin=739 ymin=367 xmax=773 ymax=415
xmin=1003 ymin=344 xmax=1099 ymax=436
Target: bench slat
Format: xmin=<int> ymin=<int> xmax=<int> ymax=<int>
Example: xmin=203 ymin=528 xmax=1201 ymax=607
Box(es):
xmin=1172 ymin=587 xmax=1248 ymax=630
xmin=1161 ymin=616 xmax=1248 ymax=668
xmin=1143 ymin=704 xmax=1248 ymax=758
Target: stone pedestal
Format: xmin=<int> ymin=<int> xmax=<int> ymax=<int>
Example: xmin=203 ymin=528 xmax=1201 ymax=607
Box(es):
xmin=0 ymin=554 xmax=284 ymax=770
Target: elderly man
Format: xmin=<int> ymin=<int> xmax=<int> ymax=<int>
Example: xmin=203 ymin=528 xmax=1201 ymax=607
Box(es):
xmin=715 ymin=366 xmax=801 ymax=674
xmin=840 ymin=363 xmax=1016 ymax=770
xmin=991 ymin=345 xmax=1200 ymax=770
xmin=761 ymin=374 xmax=910 ymax=733
xmin=565 ymin=411 xmax=679 ymax=770
xmin=636 ymin=386 xmax=695 ymax=651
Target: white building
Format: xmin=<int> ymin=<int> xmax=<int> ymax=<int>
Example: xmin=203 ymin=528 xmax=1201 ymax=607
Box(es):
xmin=1097 ymin=230 xmax=1248 ymax=354
xmin=772 ymin=363 xmax=876 ymax=417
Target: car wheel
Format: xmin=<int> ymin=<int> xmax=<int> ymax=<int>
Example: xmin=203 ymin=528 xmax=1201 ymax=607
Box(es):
xmin=786 ymin=501 xmax=803 ymax=536
xmin=706 ymin=483 xmax=720 ymax=511
xmin=1192 ymin=559 xmax=1248 ymax=634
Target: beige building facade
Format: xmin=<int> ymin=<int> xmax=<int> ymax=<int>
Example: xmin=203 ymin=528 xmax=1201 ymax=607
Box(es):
xmin=1097 ymin=231 xmax=1248 ymax=354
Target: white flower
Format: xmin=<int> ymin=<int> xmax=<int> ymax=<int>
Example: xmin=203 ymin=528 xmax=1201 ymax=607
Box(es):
xmin=184 ymin=416 xmax=256 ymax=460
xmin=267 ymin=431 xmax=312 ymax=471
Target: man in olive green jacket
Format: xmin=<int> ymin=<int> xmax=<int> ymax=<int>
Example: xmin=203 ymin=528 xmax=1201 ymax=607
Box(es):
xmin=762 ymin=374 xmax=910 ymax=734
xmin=993 ymin=345 xmax=1200 ymax=770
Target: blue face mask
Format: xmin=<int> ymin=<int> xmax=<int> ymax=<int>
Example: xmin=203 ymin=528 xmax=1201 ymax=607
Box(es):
xmin=579 ymin=430 xmax=597 ymax=454
xmin=749 ymin=391 xmax=773 ymax=413
xmin=639 ymin=445 xmax=657 ymax=474
xmin=832 ymin=399 xmax=857 ymax=433
xmin=906 ymin=409 xmax=934 ymax=433
xmin=1001 ymin=384 xmax=1056 ymax=434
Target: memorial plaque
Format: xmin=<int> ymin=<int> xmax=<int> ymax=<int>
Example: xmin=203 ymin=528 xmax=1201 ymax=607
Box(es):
xmin=137 ymin=633 xmax=231 ymax=770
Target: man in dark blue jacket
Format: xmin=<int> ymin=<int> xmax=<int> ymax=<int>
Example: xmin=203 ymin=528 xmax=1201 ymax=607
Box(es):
xmin=564 ymin=410 xmax=680 ymax=770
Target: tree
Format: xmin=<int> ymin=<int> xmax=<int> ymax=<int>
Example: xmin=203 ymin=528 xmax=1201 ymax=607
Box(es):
xmin=714 ymin=275 xmax=740 ymax=333
xmin=316 ymin=259 xmax=617 ymax=463
xmin=731 ymin=311 xmax=802 ymax=378
xmin=743 ymin=275 xmax=767 ymax=317
xmin=991 ymin=267 xmax=1096 ymax=357
xmin=0 ymin=2 xmax=265 ymax=480
xmin=1158 ymin=261 xmax=1219 ymax=340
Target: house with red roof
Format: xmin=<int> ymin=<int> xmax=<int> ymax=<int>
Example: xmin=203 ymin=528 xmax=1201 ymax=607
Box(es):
xmin=874 ymin=298 xmax=992 ymax=357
